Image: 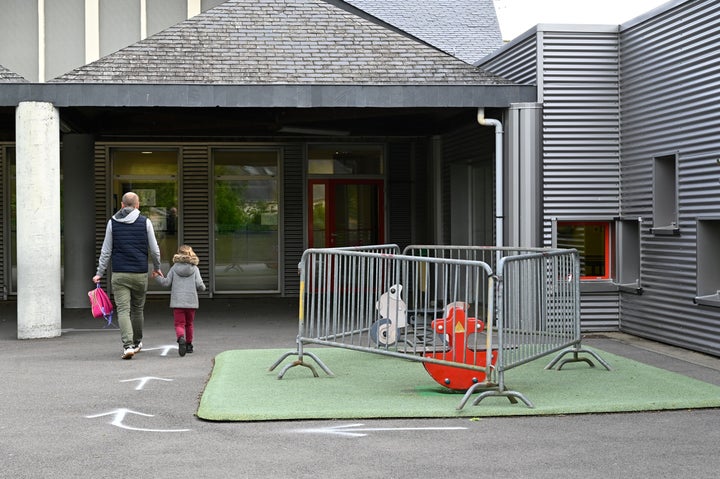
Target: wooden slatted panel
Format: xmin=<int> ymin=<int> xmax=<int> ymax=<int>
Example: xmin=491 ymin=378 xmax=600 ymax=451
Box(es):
xmin=283 ymin=144 xmax=303 ymax=296
xmin=181 ymin=145 xmax=211 ymax=296
xmin=0 ymin=146 xmax=5 ymax=298
xmin=93 ymin=144 xmax=110 ymax=288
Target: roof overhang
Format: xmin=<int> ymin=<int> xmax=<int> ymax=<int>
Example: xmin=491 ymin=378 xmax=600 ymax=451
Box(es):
xmin=0 ymin=83 xmax=535 ymax=108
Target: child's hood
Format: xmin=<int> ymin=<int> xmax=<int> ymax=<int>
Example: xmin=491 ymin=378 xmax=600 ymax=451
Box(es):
xmin=172 ymin=252 xmax=199 ymax=277
xmin=172 ymin=262 xmax=197 ymax=277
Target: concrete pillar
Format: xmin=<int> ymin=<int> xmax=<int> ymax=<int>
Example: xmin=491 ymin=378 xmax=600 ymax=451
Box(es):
xmin=16 ymin=102 xmax=62 ymax=339
xmin=62 ymin=134 xmax=96 ymax=308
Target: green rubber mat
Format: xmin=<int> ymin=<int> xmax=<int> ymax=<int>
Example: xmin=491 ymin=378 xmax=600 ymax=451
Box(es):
xmin=197 ymin=347 xmax=720 ymax=421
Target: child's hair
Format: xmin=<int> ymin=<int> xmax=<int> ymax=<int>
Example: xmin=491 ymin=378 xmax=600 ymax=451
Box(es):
xmin=174 ymin=244 xmax=199 ymax=265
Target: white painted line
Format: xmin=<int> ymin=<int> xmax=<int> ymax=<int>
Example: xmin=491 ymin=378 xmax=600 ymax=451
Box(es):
xmin=86 ymin=408 xmax=190 ymax=432
xmin=61 ymin=328 xmax=117 ymax=333
xmin=142 ymin=345 xmax=179 ymax=356
xmin=120 ymin=377 xmax=174 ymax=390
xmin=295 ymin=423 xmax=467 ymax=437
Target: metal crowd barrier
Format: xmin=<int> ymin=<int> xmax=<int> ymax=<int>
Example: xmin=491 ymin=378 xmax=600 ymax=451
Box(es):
xmin=270 ymin=245 xmax=610 ymax=409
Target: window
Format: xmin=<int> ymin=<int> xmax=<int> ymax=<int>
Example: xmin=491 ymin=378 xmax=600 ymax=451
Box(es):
xmin=5 ymin=146 xmax=66 ymax=296
xmin=652 ymin=154 xmax=679 ymax=234
xmin=213 ymin=149 xmax=280 ymax=293
xmin=696 ymin=219 xmax=720 ymax=306
xmin=616 ymin=218 xmax=642 ymax=291
xmin=308 ymin=144 xmax=383 ymax=176
xmin=555 ymin=221 xmax=611 ymax=280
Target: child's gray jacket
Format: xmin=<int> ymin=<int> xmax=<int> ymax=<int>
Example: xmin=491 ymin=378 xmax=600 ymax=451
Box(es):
xmin=156 ymin=253 xmax=206 ymax=308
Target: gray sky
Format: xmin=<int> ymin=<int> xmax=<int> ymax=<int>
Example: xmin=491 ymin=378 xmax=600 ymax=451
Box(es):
xmin=493 ymin=0 xmax=671 ymax=40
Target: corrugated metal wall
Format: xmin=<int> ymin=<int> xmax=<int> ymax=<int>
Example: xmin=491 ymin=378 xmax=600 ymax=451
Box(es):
xmin=619 ymin=0 xmax=720 ymax=355
xmin=388 ymin=142 xmax=413 ymax=249
xmin=440 ymin=123 xmax=494 ymax=246
xmin=478 ymin=35 xmax=538 ymax=85
xmin=0 ymin=146 xmax=5 ymax=299
xmin=480 ymin=28 xmax=622 ymax=330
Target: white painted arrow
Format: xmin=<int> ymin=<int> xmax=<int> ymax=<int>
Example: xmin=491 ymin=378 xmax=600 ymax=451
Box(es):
xmin=296 ymin=423 xmax=467 ymax=438
xmin=86 ymin=408 xmax=190 ymax=432
xmin=142 ymin=345 xmax=178 ymax=356
xmin=120 ymin=376 xmax=174 ymax=390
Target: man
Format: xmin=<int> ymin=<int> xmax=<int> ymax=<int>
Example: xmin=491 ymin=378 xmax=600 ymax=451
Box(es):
xmin=93 ymin=192 xmax=163 ymax=359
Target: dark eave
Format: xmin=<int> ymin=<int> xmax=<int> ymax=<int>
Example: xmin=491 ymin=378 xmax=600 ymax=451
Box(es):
xmin=0 ymin=83 xmax=536 ymax=108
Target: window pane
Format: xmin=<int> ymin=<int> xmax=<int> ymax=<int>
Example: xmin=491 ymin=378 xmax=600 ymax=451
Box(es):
xmin=312 ymin=184 xmax=326 ymax=248
xmin=557 ymin=222 xmax=609 ymax=279
xmin=7 ymin=147 xmax=65 ymax=295
xmin=308 ymin=145 xmax=383 ymax=175
xmin=214 ymin=150 xmax=279 ymax=292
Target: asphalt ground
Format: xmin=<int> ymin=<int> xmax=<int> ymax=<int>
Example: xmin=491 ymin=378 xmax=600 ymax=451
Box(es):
xmin=2 ymin=297 xmax=720 ymax=479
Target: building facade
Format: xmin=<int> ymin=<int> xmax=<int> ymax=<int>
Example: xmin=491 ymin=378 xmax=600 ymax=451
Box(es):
xmin=479 ymin=0 xmax=720 ymax=355
xmin=2 ymin=0 xmax=720 ymax=358
xmin=1 ymin=0 xmax=537 ymax=339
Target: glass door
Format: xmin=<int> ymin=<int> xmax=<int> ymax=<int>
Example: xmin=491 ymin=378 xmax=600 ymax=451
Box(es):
xmin=112 ymin=149 xmax=178 ymax=292
xmin=309 ymin=179 xmax=384 ymax=248
xmin=307 ymin=144 xmax=385 ymax=249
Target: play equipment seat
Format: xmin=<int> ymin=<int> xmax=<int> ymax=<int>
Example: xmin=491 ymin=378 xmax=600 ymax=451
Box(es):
xmin=423 ymin=304 xmax=498 ymax=391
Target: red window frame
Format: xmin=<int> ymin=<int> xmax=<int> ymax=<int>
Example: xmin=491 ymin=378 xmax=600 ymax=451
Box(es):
xmin=556 ymin=221 xmax=611 ymax=280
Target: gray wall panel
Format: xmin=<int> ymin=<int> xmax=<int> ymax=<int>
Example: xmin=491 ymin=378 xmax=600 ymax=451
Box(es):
xmin=147 ymin=0 xmax=187 ymax=37
xmin=0 ymin=0 xmax=38 ymax=81
xmin=619 ymin=0 xmax=720 ymax=355
xmin=477 ymin=35 xmax=537 ymax=85
xmin=100 ymin=0 xmax=141 ymax=57
xmin=482 ymin=28 xmax=622 ymax=331
xmin=45 ymin=0 xmax=85 ymax=81
xmin=540 ymin=30 xmax=621 ymax=330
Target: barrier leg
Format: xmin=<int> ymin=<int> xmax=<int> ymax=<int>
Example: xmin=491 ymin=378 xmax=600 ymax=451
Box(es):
xmin=471 ymin=390 xmax=534 ymax=408
xmin=269 ymin=349 xmax=335 ymax=379
xmin=545 ymin=346 xmax=612 ymax=371
xmin=456 ymin=381 xmax=498 ymax=410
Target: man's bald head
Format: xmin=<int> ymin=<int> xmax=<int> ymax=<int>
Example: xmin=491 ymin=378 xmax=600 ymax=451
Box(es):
xmin=122 ymin=192 xmax=140 ymax=208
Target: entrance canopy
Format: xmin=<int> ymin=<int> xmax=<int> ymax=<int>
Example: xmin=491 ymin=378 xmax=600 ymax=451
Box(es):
xmin=0 ymin=83 xmax=535 ymax=139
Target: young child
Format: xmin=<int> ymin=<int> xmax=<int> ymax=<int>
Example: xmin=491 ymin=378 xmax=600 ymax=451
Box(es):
xmin=155 ymin=244 xmax=206 ymax=356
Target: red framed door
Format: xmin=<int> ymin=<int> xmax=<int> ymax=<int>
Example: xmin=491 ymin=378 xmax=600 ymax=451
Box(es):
xmin=309 ymin=179 xmax=384 ymax=248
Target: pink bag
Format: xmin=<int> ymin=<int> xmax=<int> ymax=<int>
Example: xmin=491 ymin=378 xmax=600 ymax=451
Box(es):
xmin=88 ymin=284 xmax=114 ymax=327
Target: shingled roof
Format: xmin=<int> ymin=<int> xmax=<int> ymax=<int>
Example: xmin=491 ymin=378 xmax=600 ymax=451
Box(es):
xmin=0 ymin=64 xmax=28 ymax=83
xmin=50 ymin=0 xmax=511 ymax=85
xmin=343 ymin=0 xmax=502 ymax=64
